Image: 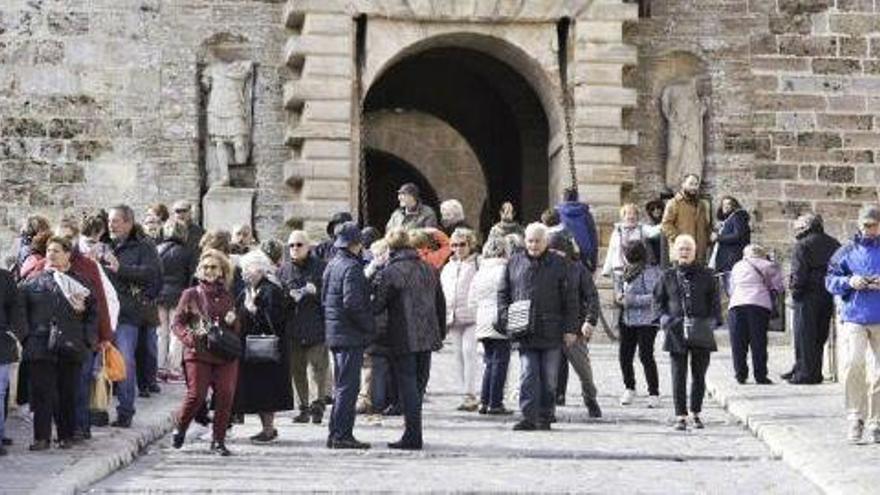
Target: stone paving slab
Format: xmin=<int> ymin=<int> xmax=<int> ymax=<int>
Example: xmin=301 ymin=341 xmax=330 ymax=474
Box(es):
xmin=705 ymin=346 xmax=879 ymax=495
xmin=0 ymin=383 xmax=183 ymax=495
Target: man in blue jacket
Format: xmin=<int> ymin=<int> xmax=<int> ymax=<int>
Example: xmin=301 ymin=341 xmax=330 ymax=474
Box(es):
xmin=826 ymin=205 xmax=880 ymax=444
xmin=322 ymin=222 xmax=374 ymax=449
xmin=555 ymin=187 xmax=599 ymax=273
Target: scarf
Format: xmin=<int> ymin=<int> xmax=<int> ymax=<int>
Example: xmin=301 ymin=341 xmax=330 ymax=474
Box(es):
xmin=622 ymin=262 xmax=645 ymax=283
xmin=49 ymin=268 xmax=91 ymax=311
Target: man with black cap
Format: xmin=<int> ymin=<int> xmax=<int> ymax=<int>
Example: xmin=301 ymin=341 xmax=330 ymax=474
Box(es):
xmin=785 ymin=213 xmax=840 ymax=385
xmin=386 ymin=183 xmax=438 ymax=232
xmin=322 ymin=222 xmax=374 ymax=449
xmin=826 ymin=205 xmax=880 ymax=443
xmin=314 ymin=212 xmax=353 ymax=262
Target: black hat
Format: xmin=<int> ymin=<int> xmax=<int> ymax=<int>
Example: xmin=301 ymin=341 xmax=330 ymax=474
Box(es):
xmin=397 ymin=183 xmax=420 ymax=198
xmin=327 ymin=212 xmax=353 ymax=237
xmin=334 ymin=221 xmax=363 ymax=248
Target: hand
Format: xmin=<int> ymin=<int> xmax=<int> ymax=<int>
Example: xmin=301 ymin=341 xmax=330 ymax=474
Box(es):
xmin=104 ymin=252 xmax=120 ymax=273
xmin=615 ymin=293 xmax=625 ymax=305
xmin=581 ymin=322 xmax=594 ymax=342
xmin=70 ymin=293 xmax=87 ymax=313
xmin=304 ymin=282 xmax=317 ymax=295
xmin=710 ymin=232 xmax=718 ymax=243
xmin=224 ymin=311 xmax=236 ymax=325
xmin=850 ymin=275 xmax=870 ymax=290
xmin=289 ymin=288 xmax=304 ymax=303
xmin=563 ymin=333 xmax=579 ymax=348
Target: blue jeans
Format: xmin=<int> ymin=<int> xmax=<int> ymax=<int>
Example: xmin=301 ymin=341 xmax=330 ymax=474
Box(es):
xmin=480 ymin=340 xmax=511 ymax=409
xmin=519 ymin=347 xmax=562 ymax=424
xmin=370 ymin=354 xmax=391 ymax=411
xmin=328 ymin=347 xmax=363 ymax=442
xmin=115 ymin=323 xmax=139 ymax=419
xmin=75 ymin=352 xmax=97 ymax=434
xmin=392 ymin=351 xmax=430 ymax=446
xmin=0 ymin=363 xmax=10 ymax=441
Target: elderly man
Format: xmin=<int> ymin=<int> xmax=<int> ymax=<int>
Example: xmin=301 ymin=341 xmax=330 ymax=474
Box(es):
xmin=172 ymin=200 xmax=205 ymax=255
xmin=499 ymin=223 xmax=578 ymax=431
xmin=386 ymin=183 xmax=438 ymax=232
xmin=278 ymin=230 xmax=330 ymax=425
xmin=322 ymin=222 xmax=374 ymax=449
xmin=105 ymin=205 xmax=162 ymax=427
xmin=785 ymin=213 xmax=840 ymax=385
xmin=826 ymin=205 xmax=880 ymax=443
xmin=661 ymin=174 xmax=712 ymax=264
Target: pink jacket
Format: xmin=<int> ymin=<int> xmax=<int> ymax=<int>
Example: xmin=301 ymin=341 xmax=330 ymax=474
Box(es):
xmin=729 ymin=257 xmax=784 ymax=311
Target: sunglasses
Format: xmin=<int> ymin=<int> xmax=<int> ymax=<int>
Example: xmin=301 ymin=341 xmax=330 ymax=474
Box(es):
xmin=450 ymin=243 xmax=468 ymax=248
xmin=289 ymin=243 xmax=306 ymax=248
xmin=203 ymin=264 xmax=221 ymax=270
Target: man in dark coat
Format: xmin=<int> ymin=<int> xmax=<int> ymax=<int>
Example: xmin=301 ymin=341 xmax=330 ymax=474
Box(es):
xmin=498 ymin=223 xmax=578 ymax=431
xmin=0 ymin=267 xmax=22 ymax=456
xmin=105 ymin=205 xmax=162 ymax=427
xmin=372 ymin=227 xmax=446 ymax=450
xmin=313 ymin=212 xmax=353 ymax=262
xmin=784 ymin=213 xmax=841 ymax=384
xmin=321 ymin=222 xmax=374 ymax=449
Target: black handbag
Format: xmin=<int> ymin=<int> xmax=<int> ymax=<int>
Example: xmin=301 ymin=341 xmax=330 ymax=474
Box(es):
xmin=47 ymin=320 xmax=86 ymax=360
xmin=197 ymin=288 xmax=242 ymax=361
xmin=244 ymin=304 xmax=281 ymax=363
xmin=676 ymin=271 xmax=717 ymax=350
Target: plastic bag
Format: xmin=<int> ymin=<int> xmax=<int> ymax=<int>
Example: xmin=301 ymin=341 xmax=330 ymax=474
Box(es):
xmin=104 ymin=343 xmax=127 ymax=383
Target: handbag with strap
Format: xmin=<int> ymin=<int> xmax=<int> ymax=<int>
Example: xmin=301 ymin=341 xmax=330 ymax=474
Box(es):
xmin=244 ymin=296 xmax=281 ymax=363
xmin=744 ymin=260 xmax=786 ymax=332
xmin=505 ymin=299 xmax=532 ymax=338
xmin=103 ymin=343 xmax=127 ymax=382
xmin=676 ymin=271 xmax=717 ymax=350
xmin=196 ymin=288 xmax=242 ymax=361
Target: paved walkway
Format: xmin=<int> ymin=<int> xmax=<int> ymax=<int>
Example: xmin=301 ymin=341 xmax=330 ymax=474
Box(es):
xmin=88 ymin=344 xmax=817 ymax=494
xmin=707 ymin=345 xmax=879 ymax=495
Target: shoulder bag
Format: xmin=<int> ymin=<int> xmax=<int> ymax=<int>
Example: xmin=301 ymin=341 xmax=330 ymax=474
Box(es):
xmin=244 ymin=293 xmax=281 ymax=363
xmin=506 ymin=299 xmax=532 ymax=338
xmin=197 ymin=288 xmax=242 ymax=361
xmin=676 ymin=271 xmax=716 ymax=350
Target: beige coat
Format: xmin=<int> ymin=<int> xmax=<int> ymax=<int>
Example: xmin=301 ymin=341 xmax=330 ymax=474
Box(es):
xmin=661 ymin=192 xmax=712 ymax=263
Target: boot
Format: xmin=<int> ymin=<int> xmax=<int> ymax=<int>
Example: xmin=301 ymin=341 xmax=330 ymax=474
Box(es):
xmin=293 ymin=406 xmax=310 ymax=423
xmin=310 ymin=402 xmax=324 ymax=424
xmin=172 ymin=428 xmax=187 ymax=449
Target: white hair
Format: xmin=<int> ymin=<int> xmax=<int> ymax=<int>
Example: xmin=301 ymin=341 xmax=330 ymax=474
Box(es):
xmin=440 ymin=199 xmax=465 ymax=223
xmin=524 ymin=222 xmax=548 ymax=240
xmin=743 ymin=243 xmax=767 ymax=259
xmin=287 ymin=229 xmax=311 ymax=245
xmin=672 ymin=234 xmax=696 ymax=251
xmin=238 ymin=250 xmax=275 ymax=277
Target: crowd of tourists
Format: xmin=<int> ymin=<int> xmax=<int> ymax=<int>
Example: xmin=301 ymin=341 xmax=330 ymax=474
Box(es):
xmin=1 ymin=174 xmax=879 ymax=457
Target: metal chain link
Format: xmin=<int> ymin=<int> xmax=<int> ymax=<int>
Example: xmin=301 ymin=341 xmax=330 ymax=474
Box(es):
xmin=558 ymin=19 xmax=578 ymax=194
xmin=355 ymin=15 xmax=368 ymax=224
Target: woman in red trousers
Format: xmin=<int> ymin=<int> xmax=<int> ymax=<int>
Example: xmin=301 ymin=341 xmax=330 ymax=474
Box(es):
xmin=170 ymin=249 xmax=240 ymax=456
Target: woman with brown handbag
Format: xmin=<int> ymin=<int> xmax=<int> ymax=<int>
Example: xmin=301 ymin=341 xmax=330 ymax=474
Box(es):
xmin=170 ymin=249 xmax=240 ymax=456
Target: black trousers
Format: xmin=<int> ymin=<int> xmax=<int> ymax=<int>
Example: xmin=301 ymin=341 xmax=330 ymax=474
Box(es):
xmin=728 ymin=305 xmax=770 ymax=381
xmin=669 ymin=350 xmax=711 ymax=417
xmin=792 ymin=292 xmax=834 ymax=382
xmin=29 ymin=359 xmax=80 ymax=442
xmin=556 ymin=354 xmax=569 ymax=400
xmin=392 ymin=351 xmax=431 ymax=446
xmin=619 ymin=324 xmax=659 ymax=395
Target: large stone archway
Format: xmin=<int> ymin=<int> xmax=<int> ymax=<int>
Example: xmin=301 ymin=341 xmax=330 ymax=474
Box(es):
xmin=282 ymin=0 xmax=639 ymax=239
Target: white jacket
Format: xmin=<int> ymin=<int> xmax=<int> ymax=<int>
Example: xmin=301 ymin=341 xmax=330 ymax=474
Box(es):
xmin=466 ymin=257 xmax=508 ymax=340
xmin=441 ymin=254 xmax=478 ymax=327
xmin=602 ymin=223 xmax=660 ymax=277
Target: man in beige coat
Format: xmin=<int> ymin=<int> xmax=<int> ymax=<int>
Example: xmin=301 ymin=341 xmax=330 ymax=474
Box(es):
xmin=661 ymin=174 xmax=712 ymax=264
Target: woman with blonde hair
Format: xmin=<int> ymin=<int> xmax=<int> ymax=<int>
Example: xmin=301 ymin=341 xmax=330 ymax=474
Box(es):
xmin=439 ymin=199 xmax=470 ymax=237
xmin=171 ymin=249 xmax=240 ymax=456
xmin=602 ymin=203 xmax=654 ymax=278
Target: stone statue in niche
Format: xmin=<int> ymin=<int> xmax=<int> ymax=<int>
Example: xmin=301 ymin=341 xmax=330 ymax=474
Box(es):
xmin=201 ymin=59 xmax=254 ymax=189
xmin=661 ymin=77 xmax=707 ymax=191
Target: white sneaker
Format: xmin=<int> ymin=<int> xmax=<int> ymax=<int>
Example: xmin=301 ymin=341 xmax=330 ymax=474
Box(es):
xmin=620 ymin=389 xmax=635 ymax=406
xmin=848 ymin=419 xmax=864 ymax=444
xmin=646 ymin=395 xmax=660 ymax=409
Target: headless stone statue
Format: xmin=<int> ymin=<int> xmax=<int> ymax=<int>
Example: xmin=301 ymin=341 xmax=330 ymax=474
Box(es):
xmin=202 ymin=60 xmax=254 ymax=189
xmin=661 ymin=78 xmax=707 ymax=191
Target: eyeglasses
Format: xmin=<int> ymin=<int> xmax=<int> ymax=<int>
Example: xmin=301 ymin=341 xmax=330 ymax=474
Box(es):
xmin=289 ymin=243 xmax=306 ymax=248
xmin=863 ymin=222 xmax=879 ymax=229
xmin=203 ymin=264 xmax=220 ymax=270
xmin=450 ymin=243 xmax=467 ymax=248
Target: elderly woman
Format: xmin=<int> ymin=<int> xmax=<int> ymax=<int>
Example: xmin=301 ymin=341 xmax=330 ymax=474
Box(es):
xmin=440 ymin=227 xmax=480 ymax=411
xmin=603 ymin=203 xmax=653 ymax=277
xmin=440 ymin=199 xmax=470 ymax=237
xmin=499 ymin=223 xmax=577 ymax=431
xmin=156 ymin=220 xmax=195 ymax=382
xmin=171 ymin=249 xmax=240 ymax=456
xmin=233 ymin=250 xmax=292 ymax=442
xmin=373 ymin=228 xmax=446 ymax=450
xmin=468 ymin=236 xmax=512 ymax=414
xmin=19 ymin=236 xmax=98 ymax=451
xmin=655 ymin=235 xmax=721 ymax=431
xmin=727 ymin=244 xmax=784 ymax=385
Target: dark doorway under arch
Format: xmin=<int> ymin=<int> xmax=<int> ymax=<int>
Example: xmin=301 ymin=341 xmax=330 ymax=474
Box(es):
xmin=365 ymin=148 xmax=439 ymax=232
xmin=363 ymin=44 xmax=550 ymax=236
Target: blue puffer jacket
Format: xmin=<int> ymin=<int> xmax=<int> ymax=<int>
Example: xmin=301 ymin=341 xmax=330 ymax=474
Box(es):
xmin=322 ymin=249 xmax=374 ymax=348
xmin=826 ymin=234 xmax=880 ymax=325
xmin=556 ymin=201 xmax=599 ymax=272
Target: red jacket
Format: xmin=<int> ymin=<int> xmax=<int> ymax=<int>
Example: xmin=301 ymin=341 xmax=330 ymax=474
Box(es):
xmin=173 ymin=280 xmax=241 ymax=365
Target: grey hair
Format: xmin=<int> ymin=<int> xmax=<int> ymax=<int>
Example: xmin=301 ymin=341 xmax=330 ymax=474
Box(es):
xmin=672 ymin=234 xmax=696 ymax=251
xmin=482 ymin=235 xmax=507 ymax=259
xmin=451 ymin=227 xmax=478 ymax=247
xmin=109 ymin=204 xmax=135 ymax=223
xmin=440 ymin=199 xmax=465 ymax=223
xmin=238 ymin=249 xmax=275 ymax=277
xmin=504 ymin=233 xmax=525 ymax=254
xmin=743 ymin=243 xmax=768 ymax=259
xmin=524 ymin=222 xmax=548 ymax=240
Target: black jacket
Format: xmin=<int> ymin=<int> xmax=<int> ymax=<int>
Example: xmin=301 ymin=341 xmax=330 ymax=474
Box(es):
xmin=714 ymin=209 xmax=751 ymax=273
xmin=185 ymin=222 xmax=205 ymax=255
xmin=18 ymin=270 xmax=98 ymax=362
xmin=372 ymin=249 xmax=446 ymax=355
xmin=322 ymin=249 xmax=374 ymax=348
xmin=790 ymin=223 xmax=840 ymax=301
xmin=237 ymin=278 xmax=286 ymax=340
xmin=0 ymin=269 xmax=22 ymax=364
xmin=498 ymin=250 xmax=578 ymax=350
xmin=157 ymin=239 xmax=196 ymax=307
xmin=107 ymin=231 xmax=162 ymax=327
xmin=654 ymin=263 xmax=721 ymax=354
xmin=571 ymin=260 xmax=600 ymax=327
xmin=278 ymin=254 xmax=327 ymax=346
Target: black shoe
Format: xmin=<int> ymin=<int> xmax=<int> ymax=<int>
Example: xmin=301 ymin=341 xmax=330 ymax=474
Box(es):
xmin=149 ymin=384 xmax=161 ymax=394
xmin=788 ymin=376 xmax=822 ymax=385
xmin=29 ymin=440 xmax=50 ymax=451
xmin=674 ymin=418 xmax=687 ymax=431
xmin=755 ymin=377 xmax=774 ymax=385
xmin=323 ymin=395 xmax=333 ymax=406
xmin=555 ymin=395 xmax=566 ymax=406
xmin=91 ymin=411 xmax=109 ymax=427
xmin=585 ymin=398 xmax=602 ymax=418
xmin=293 ymin=408 xmax=310 ymax=423
xmin=388 ymin=440 xmax=422 ymax=450
xmin=735 ymin=376 xmax=747 ymax=384
xmin=310 ymin=404 xmax=324 ymax=425
xmin=138 ymin=390 xmax=151 ymax=399
xmin=172 ymin=429 xmax=186 ymax=449
xmin=512 ymin=420 xmax=537 ymax=431
xmin=536 ymin=422 xmax=551 ymax=431
xmin=547 ymin=413 xmax=557 ymax=424
xmin=0 ymin=446 xmax=6 ymax=456
xmin=693 ymin=416 xmax=704 ymax=429
xmin=330 ymin=438 xmax=371 ymax=449
xmin=211 ymin=441 xmax=232 ymax=456
xmin=250 ymin=429 xmax=278 ymax=443
xmin=487 ymin=406 xmax=514 ymax=416
xmin=2 ymin=437 xmax=13 ymax=446
xmin=478 ymin=405 xmax=488 ymax=415
xmin=194 ymin=413 xmax=212 ymax=427
xmin=71 ymin=431 xmax=88 ymax=443
xmin=57 ymin=439 xmax=73 ymax=450
xmin=111 ymin=416 xmax=132 ymax=428
xmin=780 ymin=370 xmax=794 ymax=380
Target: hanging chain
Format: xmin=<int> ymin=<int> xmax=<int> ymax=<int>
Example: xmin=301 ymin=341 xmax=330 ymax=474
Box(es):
xmin=355 ymin=15 xmax=368 ymax=224
xmin=557 ymin=18 xmax=578 ymax=194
